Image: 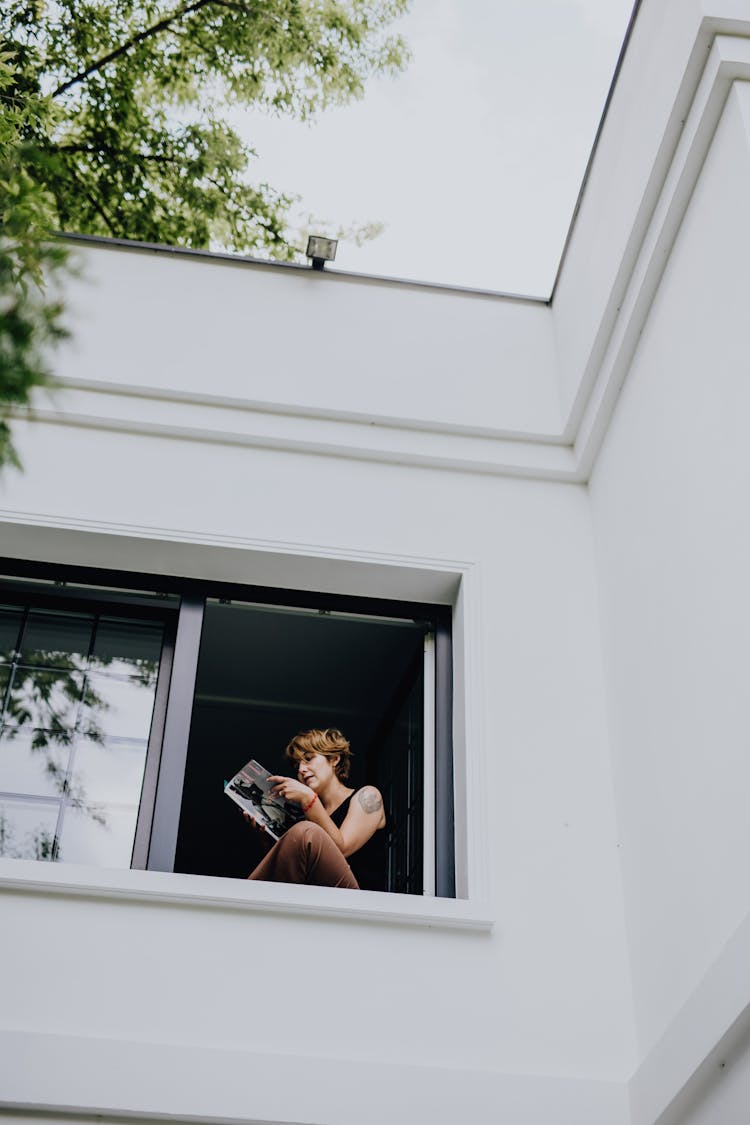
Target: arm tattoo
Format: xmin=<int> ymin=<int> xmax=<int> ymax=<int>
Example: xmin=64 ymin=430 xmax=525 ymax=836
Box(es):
xmin=357 ymin=787 xmax=383 ymax=815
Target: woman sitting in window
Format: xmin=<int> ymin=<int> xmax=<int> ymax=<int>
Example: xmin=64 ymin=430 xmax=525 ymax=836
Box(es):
xmin=246 ymin=728 xmax=387 ymax=891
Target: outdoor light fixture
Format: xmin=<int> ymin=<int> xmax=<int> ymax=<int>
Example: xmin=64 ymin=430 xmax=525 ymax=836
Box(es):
xmin=306 ymin=235 xmax=338 ymax=270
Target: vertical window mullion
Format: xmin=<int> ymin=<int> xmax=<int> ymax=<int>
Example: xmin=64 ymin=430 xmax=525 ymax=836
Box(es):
xmin=146 ymin=596 xmax=205 ymax=872
xmin=422 ymin=631 xmax=436 ymax=896
xmin=435 ymin=619 xmax=455 ymax=898
xmin=130 ymin=615 xmax=176 ymax=870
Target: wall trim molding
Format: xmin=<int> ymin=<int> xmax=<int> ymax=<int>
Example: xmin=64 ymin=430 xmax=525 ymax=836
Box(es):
xmin=20 ymin=387 xmax=578 ymax=483
xmin=0 ymin=859 xmax=493 ymax=931
xmin=0 ymin=507 xmax=472 ymax=577
xmin=571 ymin=28 xmax=750 ymax=479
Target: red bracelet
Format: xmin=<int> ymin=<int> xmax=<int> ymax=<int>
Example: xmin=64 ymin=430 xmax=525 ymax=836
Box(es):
xmin=303 ymin=793 xmax=318 ymax=813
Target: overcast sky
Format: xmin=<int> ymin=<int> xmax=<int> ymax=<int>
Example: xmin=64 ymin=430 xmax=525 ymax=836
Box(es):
xmin=232 ymin=0 xmax=635 ymax=296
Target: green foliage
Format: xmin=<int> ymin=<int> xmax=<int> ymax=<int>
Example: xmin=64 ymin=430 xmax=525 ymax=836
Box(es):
xmin=0 ymin=47 xmax=69 ymax=468
xmin=4 ymin=0 xmax=409 ymax=255
xmin=0 ymin=1 xmax=409 ymax=469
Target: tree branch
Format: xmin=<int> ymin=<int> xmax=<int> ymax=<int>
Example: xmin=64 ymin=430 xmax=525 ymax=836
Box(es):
xmin=52 ymin=0 xmax=253 ymax=99
xmin=63 ymin=164 xmax=118 ymax=236
xmin=52 ymin=142 xmax=184 ymax=167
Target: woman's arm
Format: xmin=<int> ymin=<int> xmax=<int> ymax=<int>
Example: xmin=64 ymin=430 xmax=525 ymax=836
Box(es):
xmin=335 ymin=786 xmax=386 ymax=857
xmin=268 ymin=776 xmax=346 ymax=853
xmin=268 ymin=777 xmax=385 ymax=857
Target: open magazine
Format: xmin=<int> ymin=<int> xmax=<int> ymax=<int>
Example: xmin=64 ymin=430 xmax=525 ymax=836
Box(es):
xmin=224 ymin=758 xmax=304 ymax=841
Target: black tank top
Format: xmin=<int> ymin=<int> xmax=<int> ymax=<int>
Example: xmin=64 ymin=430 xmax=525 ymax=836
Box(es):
xmin=331 ymin=792 xmax=387 ymax=892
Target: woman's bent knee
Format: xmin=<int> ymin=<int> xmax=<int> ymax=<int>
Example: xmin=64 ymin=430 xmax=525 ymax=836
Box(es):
xmin=281 ymin=820 xmax=328 ymax=846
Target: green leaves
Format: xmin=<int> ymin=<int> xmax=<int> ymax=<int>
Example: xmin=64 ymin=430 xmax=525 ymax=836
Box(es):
xmin=0 ymin=49 xmax=70 ymax=469
xmin=2 ymin=0 xmax=410 ymax=261
xmin=0 ymin=1 xmax=409 ymax=470
xmin=9 ymin=0 xmax=409 ymax=256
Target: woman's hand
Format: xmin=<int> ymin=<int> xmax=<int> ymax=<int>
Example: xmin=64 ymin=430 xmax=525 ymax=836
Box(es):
xmin=268 ymin=775 xmax=315 ymax=808
xmin=242 ymin=811 xmax=273 ymax=853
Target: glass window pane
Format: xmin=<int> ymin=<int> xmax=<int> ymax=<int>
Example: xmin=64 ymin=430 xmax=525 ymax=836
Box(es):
xmin=19 ymin=610 xmax=94 ymax=669
xmin=92 ymin=617 xmax=164 ymax=675
xmin=0 ymin=606 xmax=23 ymax=663
xmin=0 ymin=590 xmax=169 ymax=872
xmin=0 ymin=726 xmax=71 ymax=799
xmin=58 ymin=802 xmax=137 ymax=868
xmin=0 ymin=797 xmax=59 ymax=860
xmin=73 ymin=736 xmax=148 ymax=807
xmin=83 ymin=671 xmax=158 ymax=743
xmin=3 ymin=667 xmax=84 ymax=733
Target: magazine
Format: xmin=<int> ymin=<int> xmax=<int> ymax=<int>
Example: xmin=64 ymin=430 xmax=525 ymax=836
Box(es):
xmin=224 ymin=758 xmax=304 ymax=841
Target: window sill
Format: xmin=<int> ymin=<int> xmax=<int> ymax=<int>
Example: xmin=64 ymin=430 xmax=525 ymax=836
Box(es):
xmin=0 ymin=859 xmax=493 ymax=931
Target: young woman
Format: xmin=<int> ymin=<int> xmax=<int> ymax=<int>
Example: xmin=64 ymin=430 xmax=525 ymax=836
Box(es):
xmin=246 ymin=728 xmax=387 ymax=891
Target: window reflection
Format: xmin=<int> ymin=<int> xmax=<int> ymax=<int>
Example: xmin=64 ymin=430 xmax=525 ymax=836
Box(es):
xmin=0 ymin=606 xmax=23 ymax=662
xmin=84 ymin=672 xmax=156 ymax=742
xmin=92 ymin=618 xmax=162 ymax=676
xmin=4 ymin=666 xmax=84 ymax=736
xmin=0 ymin=600 xmax=165 ymax=868
xmin=0 ymin=798 xmax=58 ymax=860
xmin=20 ymin=610 xmax=94 ymax=668
xmin=59 ymin=803 xmax=139 ymax=868
xmin=0 ymin=727 xmax=68 ymax=798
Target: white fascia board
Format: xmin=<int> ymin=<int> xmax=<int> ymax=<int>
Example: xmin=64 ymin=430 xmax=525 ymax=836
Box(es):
xmin=573 ymin=31 xmax=750 ymax=476
xmin=553 ymin=0 xmax=714 ymax=419
xmin=554 ymin=14 xmax=750 ymax=475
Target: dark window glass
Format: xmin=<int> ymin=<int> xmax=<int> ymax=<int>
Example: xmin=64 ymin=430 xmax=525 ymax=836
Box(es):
xmin=92 ymin=617 xmax=164 ymax=671
xmin=0 ymin=606 xmax=23 ymax=662
xmin=19 ymin=610 xmax=94 ymax=669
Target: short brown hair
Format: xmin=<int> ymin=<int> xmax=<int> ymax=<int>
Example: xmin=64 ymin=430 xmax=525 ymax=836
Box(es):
xmin=285 ymin=728 xmax=352 ymax=780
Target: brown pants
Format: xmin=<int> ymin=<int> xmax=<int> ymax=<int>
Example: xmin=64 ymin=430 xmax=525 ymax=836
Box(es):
xmin=248 ymin=821 xmax=359 ymax=889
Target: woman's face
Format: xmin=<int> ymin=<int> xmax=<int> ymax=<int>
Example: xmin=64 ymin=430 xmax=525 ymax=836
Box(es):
xmin=296 ymin=751 xmax=338 ymax=790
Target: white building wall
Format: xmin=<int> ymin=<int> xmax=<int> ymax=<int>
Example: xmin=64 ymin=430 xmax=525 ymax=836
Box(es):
xmin=588 ymin=80 xmax=750 ymax=1122
xmin=0 ymin=389 xmax=634 ymax=1123
xmin=4 ymin=4 xmax=750 ymax=1123
xmin=589 ymin=81 xmax=750 ymax=1054
xmin=0 ymin=248 xmax=634 ymax=1125
xmin=55 ymin=241 xmax=560 ymax=435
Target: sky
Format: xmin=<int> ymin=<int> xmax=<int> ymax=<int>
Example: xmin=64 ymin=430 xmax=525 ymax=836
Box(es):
xmin=231 ymin=0 xmax=635 ymax=296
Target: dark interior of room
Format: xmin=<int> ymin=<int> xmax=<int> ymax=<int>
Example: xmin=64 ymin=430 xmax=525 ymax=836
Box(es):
xmin=174 ymin=600 xmax=426 ymax=892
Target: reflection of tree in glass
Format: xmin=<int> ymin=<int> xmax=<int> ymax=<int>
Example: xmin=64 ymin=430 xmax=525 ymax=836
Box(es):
xmin=0 ymin=808 xmax=58 ymax=861
xmin=0 ymin=808 xmax=14 ymax=855
xmin=2 ymin=645 xmax=160 ymax=833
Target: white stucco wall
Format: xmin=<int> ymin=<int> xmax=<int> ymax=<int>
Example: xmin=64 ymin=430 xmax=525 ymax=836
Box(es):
xmin=55 ymin=240 xmax=560 ymax=436
xmin=589 ymin=77 xmax=750 ymax=1070
xmin=0 ymin=239 xmax=633 ymax=1123
xmin=0 ymin=410 xmax=633 ymax=1125
xmin=4 ymin=4 xmax=750 ymax=1122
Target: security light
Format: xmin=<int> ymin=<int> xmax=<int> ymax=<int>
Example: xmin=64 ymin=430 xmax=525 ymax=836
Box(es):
xmin=306 ymin=235 xmax=338 ymax=270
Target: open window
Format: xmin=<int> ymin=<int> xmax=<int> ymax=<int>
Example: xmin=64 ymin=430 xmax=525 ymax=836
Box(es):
xmin=0 ymin=563 xmax=454 ymax=896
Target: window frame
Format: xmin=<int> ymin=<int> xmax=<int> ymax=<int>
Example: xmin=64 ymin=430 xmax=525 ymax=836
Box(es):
xmin=0 ymin=558 xmax=456 ymax=898
xmin=0 ymin=581 xmax=178 ymax=867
